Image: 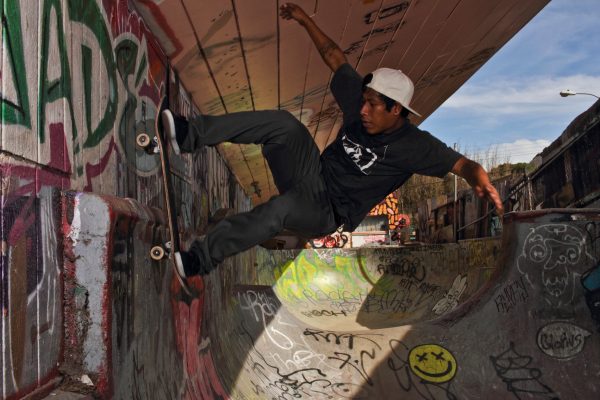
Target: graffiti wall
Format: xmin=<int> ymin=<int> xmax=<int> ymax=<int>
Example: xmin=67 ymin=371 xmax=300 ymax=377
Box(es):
xmin=211 ymin=212 xmax=599 ymax=399
xmin=1 ymin=0 xmax=250 ymax=398
xmin=261 ymin=243 xmax=496 ymax=331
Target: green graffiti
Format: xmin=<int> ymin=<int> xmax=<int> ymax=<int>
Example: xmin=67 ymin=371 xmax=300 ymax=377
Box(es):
xmin=2 ymin=0 xmax=123 ymax=179
xmin=2 ymin=0 xmax=159 ymax=182
xmin=274 ymin=251 xmax=371 ymax=304
xmin=115 ymin=37 xmax=158 ymax=173
xmin=3 ymin=0 xmax=118 ymax=151
xmin=1 ymin=0 xmax=31 ymax=127
xmin=82 ymin=45 xmax=93 ymax=139
xmin=39 ymin=0 xmax=76 ymax=145
xmin=115 ymin=39 xmax=140 ymax=134
xmin=68 ymin=0 xmax=118 ymax=149
xmin=116 ymin=39 xmax=139 ymax=79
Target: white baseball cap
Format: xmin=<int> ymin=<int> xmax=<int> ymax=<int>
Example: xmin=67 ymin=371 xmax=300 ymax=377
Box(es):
xmin=366 ymin=68 xmax=421 ymax=117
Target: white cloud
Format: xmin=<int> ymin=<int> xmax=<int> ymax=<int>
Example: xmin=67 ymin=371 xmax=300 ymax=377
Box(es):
xmin=442 ymin=74 xmax=600 ymax=116
xmin=464 ymin=139 xmax=552 ymax=168
xmin=422 ymin=0 xmax=600 ymax=161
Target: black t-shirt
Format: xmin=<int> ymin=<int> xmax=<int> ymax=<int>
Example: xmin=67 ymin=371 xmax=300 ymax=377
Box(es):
xmin=321 ymin=63 xmax=462 ymax=231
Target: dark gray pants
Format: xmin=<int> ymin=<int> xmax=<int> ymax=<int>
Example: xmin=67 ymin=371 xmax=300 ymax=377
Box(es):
xmin=180 ymin=110 xmax=338 ymax=272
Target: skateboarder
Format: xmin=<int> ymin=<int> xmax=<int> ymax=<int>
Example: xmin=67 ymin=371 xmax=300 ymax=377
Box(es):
xmin=162 ymin=2 xmax=504 ymax=277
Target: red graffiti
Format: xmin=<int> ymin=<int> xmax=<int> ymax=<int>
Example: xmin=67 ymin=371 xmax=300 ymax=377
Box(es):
xmin=171 ymin=278 xmax=229 ymax=399
xmin=84 ymin=136 xmax=116 ymax=191
xmin=105 ymin=0 xmax=166 ymax=102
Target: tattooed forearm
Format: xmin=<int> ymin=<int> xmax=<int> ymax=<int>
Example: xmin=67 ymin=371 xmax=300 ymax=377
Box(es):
xmin=318 ymin=40 xmax=341 ymax=58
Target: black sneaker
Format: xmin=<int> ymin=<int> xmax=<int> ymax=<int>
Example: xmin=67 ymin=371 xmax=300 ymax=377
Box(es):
xmin=174 ymin=250 xmax=201 ymax=278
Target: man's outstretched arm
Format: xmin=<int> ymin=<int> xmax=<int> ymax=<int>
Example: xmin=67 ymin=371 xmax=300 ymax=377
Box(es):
xmin=452 ymin=157 xmax=504 ymax=215
xmin=280 ymin=3 xmax=347 ymax=72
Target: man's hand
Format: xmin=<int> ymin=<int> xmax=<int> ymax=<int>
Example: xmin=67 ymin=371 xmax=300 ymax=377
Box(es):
xmin=279 ymin=2 xmax=347 ymax=72
xmin=452 ymin=157 xmax=504 ymax=215
xmin=279 ymin=3 xmax=311 ymax=25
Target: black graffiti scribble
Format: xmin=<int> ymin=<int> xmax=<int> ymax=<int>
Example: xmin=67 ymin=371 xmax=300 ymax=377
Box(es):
xmin=304 ymin=328 xmax=383 ymax=350
xmin=237 ymin=323 xmax=360 ymax=399
xmin=302 ymin=329 xmax=383 ymax=387
xmin=344 ymin=20 xmax=403 ymax=55
xmin=239 ymin=325 xmax=330 ymax=397
xmin=494 ymin=276 xmax=530 ymax=314
xmin=363 ymin=282 xmax=442 ymax=315
xmin=363 ymin=2 xmax=410 ymax=24
xmin=489 ymin=342 xmax=559 ymax=400
xmin=330 ymin=349 xmax=377 ymax=386
xmin=301 ymin=309 xmax=348 ymax=318
xmin=387 ymin=340 xmax=457 ymax=400
xmin=415 ymin=48 xmax=496 ymax=90
xmin=377 ymin=256 xmax=426 ymax=280
xmin=301 ymin=287 xmax=364 ymax=313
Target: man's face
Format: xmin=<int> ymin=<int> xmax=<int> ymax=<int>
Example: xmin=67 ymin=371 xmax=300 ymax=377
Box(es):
xmin=360 ymin=87 xmax=403 ymax=135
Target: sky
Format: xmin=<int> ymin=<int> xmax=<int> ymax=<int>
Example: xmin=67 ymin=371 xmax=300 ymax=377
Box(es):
xmin=420 ymin=0 xmax=600 ymax=168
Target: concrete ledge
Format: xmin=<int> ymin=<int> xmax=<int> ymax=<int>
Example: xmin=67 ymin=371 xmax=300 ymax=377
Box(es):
xmin=61 ymin=191 xmax=169 ymax=398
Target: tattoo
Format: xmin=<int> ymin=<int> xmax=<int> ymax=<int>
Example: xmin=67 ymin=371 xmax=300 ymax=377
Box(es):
xmin=318 ymin=40 xmax=339 ymax=58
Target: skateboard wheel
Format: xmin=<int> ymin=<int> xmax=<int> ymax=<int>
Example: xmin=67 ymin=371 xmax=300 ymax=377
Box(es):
xmin=150 ymin=245 xmax=165 ymax=260
xmin=136 ymin=133 xmax=151 ymax=148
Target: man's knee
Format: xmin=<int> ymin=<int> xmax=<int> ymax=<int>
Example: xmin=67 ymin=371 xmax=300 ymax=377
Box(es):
xmin=260 ymin=195 xmax=294 ymax=231
xmin=267 ymin=110 xmax=307 ymax=139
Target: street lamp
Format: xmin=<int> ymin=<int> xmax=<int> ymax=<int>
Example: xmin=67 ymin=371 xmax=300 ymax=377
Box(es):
xmin=559 ymin=89 xmax=599 ymax=99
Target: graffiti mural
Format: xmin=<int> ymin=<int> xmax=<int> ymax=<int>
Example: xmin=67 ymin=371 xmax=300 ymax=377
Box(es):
xmin=368 ymin=193 xmax=409 ymax=231
xmin=1 ymin=0 xmax=167 ymax=192
xmin=1 ymin=0 xmax=182 ymax=398
xmin=536 ymin=322 xmax=591 ymax=360
xmin=432 ymin=275 xmax=467 ymax=315
xmin=489 ymin=342 xmax=558 ymax=400
xmin=1 ymin=185 xmax=62 ymax=398
xmin=517 ymin=224 xmax=594 ymax=312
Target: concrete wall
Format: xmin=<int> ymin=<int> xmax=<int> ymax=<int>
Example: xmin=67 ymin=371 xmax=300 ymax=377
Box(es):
xmin=61 ymin=192 xmax=255 ymax=399
xmin=0 ymin=1 xmax=250 ymax=398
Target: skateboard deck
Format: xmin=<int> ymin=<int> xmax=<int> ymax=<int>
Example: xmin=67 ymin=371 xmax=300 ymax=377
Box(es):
xmin=136 ymin=96 xmax=193 ymax=295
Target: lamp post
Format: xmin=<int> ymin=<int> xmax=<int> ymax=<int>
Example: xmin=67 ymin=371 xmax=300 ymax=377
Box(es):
xmin=559 ymin=89 xmax=599 ymax=99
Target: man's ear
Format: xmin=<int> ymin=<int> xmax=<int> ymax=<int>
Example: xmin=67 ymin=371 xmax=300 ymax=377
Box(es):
xmin=393 ymin=102 xmax=402 ymax=116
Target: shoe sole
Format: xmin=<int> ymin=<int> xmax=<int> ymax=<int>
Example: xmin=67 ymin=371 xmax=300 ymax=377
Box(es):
xmin=173 ymin=251 xmax=195 ymax=297
xmin=161 ymin=109 xmax=181 ymax=155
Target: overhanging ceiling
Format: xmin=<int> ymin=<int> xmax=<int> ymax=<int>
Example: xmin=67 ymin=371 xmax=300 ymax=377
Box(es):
xmin=133 ymin=0 xmax=549 ymax=205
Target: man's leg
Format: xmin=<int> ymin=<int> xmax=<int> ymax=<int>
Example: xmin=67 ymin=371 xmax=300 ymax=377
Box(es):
xmin=173 ymin=110 xmax=319 ymax=193
xmin=185 ymin=176 xmax=337 ymax=276
xmin=165 ymin=110 xmax=331 ymax=275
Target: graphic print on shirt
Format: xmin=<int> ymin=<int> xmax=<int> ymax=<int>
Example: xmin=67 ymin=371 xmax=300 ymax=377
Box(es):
xmin=342 ymin=133 xmax=387 ymax=175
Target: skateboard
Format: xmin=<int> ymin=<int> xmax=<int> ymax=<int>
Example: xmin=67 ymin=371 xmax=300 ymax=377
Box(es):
xmin=136 ymin=97 xmax=192 ymax=295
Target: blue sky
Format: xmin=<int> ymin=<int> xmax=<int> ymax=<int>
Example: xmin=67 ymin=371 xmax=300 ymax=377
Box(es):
xmin=420 ymin=0 xmax=600 ymax=167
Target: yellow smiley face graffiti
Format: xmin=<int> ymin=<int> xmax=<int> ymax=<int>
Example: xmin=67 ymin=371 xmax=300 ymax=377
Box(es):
xmin=408 ymin=344 xmax=457 ymax=383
